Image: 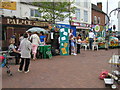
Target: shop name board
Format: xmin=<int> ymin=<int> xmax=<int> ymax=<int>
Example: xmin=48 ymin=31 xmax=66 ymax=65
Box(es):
xmin=0 ymin=2 xmax=16 ymax=10
xmin=71 ymin=22 xmax=90 ymax=27
xmin=7 ymin=18 xmax=48 ymax=27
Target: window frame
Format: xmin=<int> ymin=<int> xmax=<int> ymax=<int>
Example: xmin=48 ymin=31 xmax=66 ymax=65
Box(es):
xmin=30 ymin=9 xmax=41 ymax=17
xmin=84 ymin=10 xmax=88 ymax=22
xmin=75 ymin=8 xmax=80 ymax=21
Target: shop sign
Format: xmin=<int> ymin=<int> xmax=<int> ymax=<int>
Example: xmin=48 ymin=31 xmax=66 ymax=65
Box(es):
xmin=94 ymin=25 xmax=100 ymax=32
xmin=6 ymin=18 xmax=48 ymax=27
xmin=71 ymin=22 xmax=79 ymax=26
xmin=80 ymin=23 xmax=86 ymax=27
xmin=0 ymin=1 xmax=16 ymax=10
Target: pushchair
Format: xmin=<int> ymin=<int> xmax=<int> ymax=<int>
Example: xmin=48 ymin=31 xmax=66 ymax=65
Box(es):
xmin=0 ymin=53 xmax=12 ymax=76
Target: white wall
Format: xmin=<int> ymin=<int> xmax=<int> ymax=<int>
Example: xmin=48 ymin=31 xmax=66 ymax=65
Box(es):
xmin=57 ymin=0 xmax=91 ymax=25
xmin=2 ymin=2 xmax=39 ymax=19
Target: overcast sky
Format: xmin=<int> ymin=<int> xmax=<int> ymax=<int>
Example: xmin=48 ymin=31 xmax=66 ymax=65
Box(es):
xmin=91 ymin=0 xmax=120 ymax=31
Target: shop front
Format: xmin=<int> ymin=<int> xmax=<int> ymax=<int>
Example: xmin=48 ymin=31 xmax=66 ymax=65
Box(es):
xmin=71 ymin=22 xmax=91 ymax=39
xmin=1 ymin=17 xmax=48 ymax=50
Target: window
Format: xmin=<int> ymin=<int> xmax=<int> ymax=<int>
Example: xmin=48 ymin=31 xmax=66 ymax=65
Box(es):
xmin=84 ymin=10 xmax=88 ymax=22
xmin=75 ymin=9 xmax=80 ymax=21
xmin=1 ymin=29 xmax=6 ymax=40
xmin=94 ymin=16 xmax=97 ymax=24
xmin=30 ymin=9 xmax=41 ymax=17
xmin=75 ymin=0 xmax=81 ymax=6
xmin=98 ymin=17 xmax=101 ymax=24
xmin=84 ymin=0 xmax=88 ymax=8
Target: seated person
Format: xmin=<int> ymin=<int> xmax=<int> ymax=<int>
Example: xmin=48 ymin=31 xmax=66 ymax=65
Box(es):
xmin=8 ymin=38 xmax=21 ymax=65
xmin=39 ymin=32 xmax=46 ymax=44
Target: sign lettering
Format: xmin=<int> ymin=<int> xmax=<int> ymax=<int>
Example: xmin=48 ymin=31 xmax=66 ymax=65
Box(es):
xmin=6 ymin=18 xmax=48 ymax=27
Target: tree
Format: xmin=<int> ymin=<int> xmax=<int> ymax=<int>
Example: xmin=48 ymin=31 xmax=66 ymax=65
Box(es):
xmin=33 ymin=1 xmax=76 ymax=24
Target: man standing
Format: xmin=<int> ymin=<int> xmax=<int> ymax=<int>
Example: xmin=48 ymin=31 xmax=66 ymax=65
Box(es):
xmin=88 ymin=30 xmax=95 ymax=50
xmin=18 ymin=33 xmax=32 ymax=73
xmin=105 ymin=31 xmax=110 ymax=50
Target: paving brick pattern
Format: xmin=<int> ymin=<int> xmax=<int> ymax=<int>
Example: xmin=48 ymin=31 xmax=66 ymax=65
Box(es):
xmin=2 ymin=49 xmax=119 ymax=88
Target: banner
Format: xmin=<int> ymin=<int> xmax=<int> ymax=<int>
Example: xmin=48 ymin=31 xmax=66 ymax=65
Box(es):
xmin=60 ymin=28 xmax=69 ymax=56
xmin=0 ymin=1 xmax=16 ymax=10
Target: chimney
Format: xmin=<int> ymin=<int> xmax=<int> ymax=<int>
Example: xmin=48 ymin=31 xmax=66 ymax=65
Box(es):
xmin=97 ymin=2 xmax=102 ymax=10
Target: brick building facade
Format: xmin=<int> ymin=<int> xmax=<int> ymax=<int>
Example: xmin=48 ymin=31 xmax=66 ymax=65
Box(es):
xmin=91 ymin=2 xmax=107 ymax=32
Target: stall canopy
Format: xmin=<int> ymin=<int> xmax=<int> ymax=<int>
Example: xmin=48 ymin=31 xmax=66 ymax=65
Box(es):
xmin=27 ymin=27 xmax=48 ymax=33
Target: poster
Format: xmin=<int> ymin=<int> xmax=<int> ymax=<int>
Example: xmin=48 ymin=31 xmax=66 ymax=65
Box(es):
xmin=60 ymin=28 xmax=69 ymax=56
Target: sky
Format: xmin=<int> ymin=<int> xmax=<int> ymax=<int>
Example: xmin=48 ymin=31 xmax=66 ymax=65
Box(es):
xmin=91 ymin=0 xmax=120 ymax=31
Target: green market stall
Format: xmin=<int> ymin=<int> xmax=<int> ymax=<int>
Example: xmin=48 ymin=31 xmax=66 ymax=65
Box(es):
xmin=97 ymin=36 xmax=119 ymax=48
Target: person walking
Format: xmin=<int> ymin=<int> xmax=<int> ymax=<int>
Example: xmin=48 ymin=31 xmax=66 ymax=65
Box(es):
xmin=88 ymin=30 xmax=95 ymax=50
xmin=30 ymin=32 xmax=41 ymax=60
xmin=18 ymin=33 xmax=32 ymax=73
xmin=105 ymin=31 xmax=110 ymax=50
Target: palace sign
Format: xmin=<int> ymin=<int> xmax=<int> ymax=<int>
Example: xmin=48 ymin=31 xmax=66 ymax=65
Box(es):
xmin=2 ymin=17 xmax=48 ymax=27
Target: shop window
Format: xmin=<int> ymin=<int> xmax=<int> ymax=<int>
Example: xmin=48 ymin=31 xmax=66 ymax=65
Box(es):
xmin=1 ymin=29 xmax=6 ymax=40
xmin=30 ymin=9 xmax=41 ymax=17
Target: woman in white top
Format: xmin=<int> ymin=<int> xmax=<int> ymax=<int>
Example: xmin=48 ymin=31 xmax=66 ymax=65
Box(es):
xmin=30 ymin=32 xmax=41 ymax=60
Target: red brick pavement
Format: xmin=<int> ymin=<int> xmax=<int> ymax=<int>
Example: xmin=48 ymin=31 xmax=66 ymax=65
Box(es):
xmin=2 ymin=49 xmax=119 ymax=88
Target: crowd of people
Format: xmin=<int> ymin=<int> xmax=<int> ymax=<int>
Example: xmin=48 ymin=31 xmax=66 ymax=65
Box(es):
xmin=69 ymin=29 xmax=96 ymax=56
xmin=8 ymin=28 xmax=110 ymax=73
xmin=8 ymin=31 xmax=46 ymax=73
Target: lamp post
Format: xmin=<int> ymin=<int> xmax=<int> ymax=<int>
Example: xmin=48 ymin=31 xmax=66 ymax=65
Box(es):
xmin=118 ymin=1 xmax=120 ymax=31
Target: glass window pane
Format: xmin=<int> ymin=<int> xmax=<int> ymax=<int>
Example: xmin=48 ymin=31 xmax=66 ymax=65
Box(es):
xmin=30 ymin=9 xmax=34 ymax=16
xmin=84 ymin=10 xmax=88 ymax=22
xmin=75 ymin=9 xmax=80 ymax=21
xmin=35 ymin=10 xmax=41 ymax=17
xmin=84 ymin=0 xmax=88 ymax=8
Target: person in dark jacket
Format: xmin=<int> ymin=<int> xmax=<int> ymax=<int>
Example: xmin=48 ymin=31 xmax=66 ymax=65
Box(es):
xmin=105 ymin=31 xmax=110 ymax=50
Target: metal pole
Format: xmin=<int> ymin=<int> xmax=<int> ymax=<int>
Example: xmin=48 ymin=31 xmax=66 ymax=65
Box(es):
xmin=106 ymin=0 xmax=108 ymax=14
xmin=118 ymin=1 xmax=120 ymax=31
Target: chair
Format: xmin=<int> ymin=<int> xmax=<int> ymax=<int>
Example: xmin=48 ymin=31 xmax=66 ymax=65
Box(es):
xmin=6 ymin=51 xmax=16 ymax=65
xmin=82 ymin=43 xmax=89 ymax=50
xmin=92 ymin=41 xmax=98 ymax=51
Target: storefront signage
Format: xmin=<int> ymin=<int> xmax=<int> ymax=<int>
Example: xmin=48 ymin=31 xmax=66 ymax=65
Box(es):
xmin=0 ymin=1 xmax=16 ymax=10
xmin=5 ymin=18 xmax=48 ymax=27
xmin=94 ymin=25 xmax=100 ymax=32
xmin=71 ymin=22 xmax=90 ymax=29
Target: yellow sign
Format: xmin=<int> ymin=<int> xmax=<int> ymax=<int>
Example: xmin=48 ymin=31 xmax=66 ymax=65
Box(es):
xmin=0 ymin=1 xmax=16 ymax=10
xmin=61 ymin=48 xmax=67 ymax=54
xmin=64 ymin=43 xmax=68 ymax=48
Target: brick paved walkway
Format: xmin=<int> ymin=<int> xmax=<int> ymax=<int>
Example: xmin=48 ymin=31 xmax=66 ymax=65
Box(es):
xmin=2 ymin=49 xmax=119 ymax=88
